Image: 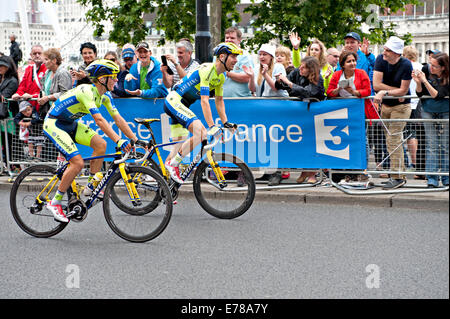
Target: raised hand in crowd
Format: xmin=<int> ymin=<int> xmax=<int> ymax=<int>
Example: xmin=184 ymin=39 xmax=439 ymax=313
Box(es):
xmin=361 ymin=37 xmax=370 ymax=56
xmin=242 ymin=65 xmax=255 ymax=93
xmin=242 ymin=65 xmax=254 ymax=77
xmin=289 ymin=32 xmax=301 ymax=50
xmin=323 ymin=64 xmax=334 ymax=79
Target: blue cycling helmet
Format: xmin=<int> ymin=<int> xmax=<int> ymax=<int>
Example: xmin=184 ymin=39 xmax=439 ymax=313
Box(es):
xmin=85 ymin=59 xmax=120 ymax=80
xmin=213 ymin=42 xmax=243 ymax=56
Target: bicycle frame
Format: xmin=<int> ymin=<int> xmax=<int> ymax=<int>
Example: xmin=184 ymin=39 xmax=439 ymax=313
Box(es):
xmin=138 ymin=124 xmax=225 ymax=187
xmin=35 ymin=151 xmax=140 ymax=212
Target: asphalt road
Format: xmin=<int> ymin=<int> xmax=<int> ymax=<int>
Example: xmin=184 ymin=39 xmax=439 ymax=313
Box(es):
xmin=1 ymin=191 xmax=448 ymax=299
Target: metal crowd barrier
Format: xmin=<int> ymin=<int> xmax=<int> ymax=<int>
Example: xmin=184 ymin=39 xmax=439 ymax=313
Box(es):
xmin=329 ymin=117 xmax=449 ymax=194
xmin=1 ymin=118 xmax=59 ymax=176
xmin=1 ymin=96 xmax=448 ymax=195
xmin=326 ymin=95 xmax=449 ymax=194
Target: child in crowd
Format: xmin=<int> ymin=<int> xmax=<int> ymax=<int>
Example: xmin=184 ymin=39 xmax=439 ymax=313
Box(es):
xmin=14 ymin=100 xmax=46 ymax=159
xmin=275 ymin=46 xmax=295 ymax=75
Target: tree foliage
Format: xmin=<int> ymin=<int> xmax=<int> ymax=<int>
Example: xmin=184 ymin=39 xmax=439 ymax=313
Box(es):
xmin=243 ymin=0 xmax=420 ymax=51
xmin=46 ymin=0 xmax=420 ymax=49
xmin=47 ymin=0 xmax=240 ymax=46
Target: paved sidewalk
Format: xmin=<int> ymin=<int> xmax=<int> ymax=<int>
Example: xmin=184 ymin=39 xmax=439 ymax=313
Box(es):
xmin=1 ymin=173 xmax=448 ymax=212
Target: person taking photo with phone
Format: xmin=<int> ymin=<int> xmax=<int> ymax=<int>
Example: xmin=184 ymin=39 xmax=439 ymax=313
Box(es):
xmin=161 ymin=39 xmax=199 ymax=89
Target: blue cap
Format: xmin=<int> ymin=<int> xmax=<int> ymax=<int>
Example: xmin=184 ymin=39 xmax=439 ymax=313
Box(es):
xmin=122 ymin=48 xmax=135 ymax=59
xmin=426 ymin=49 xmax=441 ymax=55
xmin=344 ymin=32 xmax=361 ymax=42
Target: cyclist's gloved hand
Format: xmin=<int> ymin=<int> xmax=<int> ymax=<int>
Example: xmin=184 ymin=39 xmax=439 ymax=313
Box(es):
xmin=223 ymin=121 xmax=237 ymax=129
xmin=135 ymin=139 xmax=148 ymax=149
xmin=116 ymin=138 xmax=131 ymax=152
xmin=207 ymin=125 xmax=221 ymax=137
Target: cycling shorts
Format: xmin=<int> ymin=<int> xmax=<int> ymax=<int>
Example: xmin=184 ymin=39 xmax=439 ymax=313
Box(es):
xmin=43 ymin=118 xmax=97 ymax=160
xmin=163 ymin=91 xmax=198 ymax=133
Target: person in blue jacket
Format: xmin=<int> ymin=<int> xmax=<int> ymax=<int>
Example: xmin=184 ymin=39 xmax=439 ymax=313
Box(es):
xmin=111 ymin=46 xmax=136 ymax=97
xmin=336 ymin=32 xmax=376 ymax=93
xmin=124 ymin=42 xmax=168 ymax=98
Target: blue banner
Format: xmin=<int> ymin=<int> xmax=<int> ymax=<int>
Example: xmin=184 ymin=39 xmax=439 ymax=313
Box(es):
xmin=77 ymin=97 xmax=367 ymax=169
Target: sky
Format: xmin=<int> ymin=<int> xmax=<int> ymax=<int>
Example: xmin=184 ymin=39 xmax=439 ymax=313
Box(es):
xmin=0 ymin=0 xmax=18 ymax=22
xmin=0 ymin=0 xmax=52 ymax=23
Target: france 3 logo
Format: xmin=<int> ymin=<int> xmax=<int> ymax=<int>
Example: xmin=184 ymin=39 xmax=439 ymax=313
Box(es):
xmin=314 ymin=108 xmax=350 ymax=160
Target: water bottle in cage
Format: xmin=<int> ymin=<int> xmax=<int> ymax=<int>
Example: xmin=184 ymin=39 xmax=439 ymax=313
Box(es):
xmin=56 ymin=153 xmax=65 ymax=170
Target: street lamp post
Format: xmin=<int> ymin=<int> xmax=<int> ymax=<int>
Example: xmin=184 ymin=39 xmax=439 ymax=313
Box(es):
xmin=195 ymin=0 xmax=212 ymax=63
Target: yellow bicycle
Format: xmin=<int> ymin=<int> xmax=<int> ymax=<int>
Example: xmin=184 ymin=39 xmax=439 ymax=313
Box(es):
xmin=128 ymin=118 xmax=256 ymax=219
xmin=10 ymin=148 xmax=173 ymax=242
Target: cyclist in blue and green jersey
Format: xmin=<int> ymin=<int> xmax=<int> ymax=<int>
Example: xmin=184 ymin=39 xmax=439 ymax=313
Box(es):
xmin=43 ymin=59 xmax=138 ymax=222
xmin=164 ymin=42 xmax=241 ymax=184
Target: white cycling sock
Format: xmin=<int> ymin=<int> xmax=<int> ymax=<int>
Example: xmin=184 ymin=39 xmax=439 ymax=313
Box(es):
xmin=169 ymin=152 xmax=183 ymax=167
xmin=51 ymin=190 xmax=65 ymax=206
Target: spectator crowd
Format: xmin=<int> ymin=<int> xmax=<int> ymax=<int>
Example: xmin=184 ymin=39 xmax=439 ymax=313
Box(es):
xmin=0 ymin=27 xmax=448 ymax=189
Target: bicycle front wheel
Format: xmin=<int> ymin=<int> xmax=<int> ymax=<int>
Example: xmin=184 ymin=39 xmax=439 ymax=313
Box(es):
xmin=10 ymin=165 xmax=68 ymax=238
xmin=193 ymin=153 xmax=255 ymax=219
xmin=103 ymin=166 xmax=173 ymax=243
xmin=109 ymin=157 xmax=163 ymax=215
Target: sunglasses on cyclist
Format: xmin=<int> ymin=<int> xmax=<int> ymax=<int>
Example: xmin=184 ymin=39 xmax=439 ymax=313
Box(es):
xmin=98 ymin=74 xmax=118 ymax=80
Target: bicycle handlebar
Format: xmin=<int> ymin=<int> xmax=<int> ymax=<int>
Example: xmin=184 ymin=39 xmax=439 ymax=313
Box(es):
xmin=205 ymin=126 xmax=239 ymax=150
xmin=113 ymin=150 xmax=131 ymax=164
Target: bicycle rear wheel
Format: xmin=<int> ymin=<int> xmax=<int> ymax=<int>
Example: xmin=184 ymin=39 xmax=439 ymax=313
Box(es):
xmin=103 ymin=166 xmax=173 ymax=243
xmin=10 ymin=165 xmax=68 ymax=238
xmin=193 ymin=153 xmax=255 ymax=219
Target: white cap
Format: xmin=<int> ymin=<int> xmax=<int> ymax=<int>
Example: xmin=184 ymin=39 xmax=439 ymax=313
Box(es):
xmin=258 ymin=44 xmax=276 ymax=58
xmin=384 ymin=36 xmax=404 ymax=55
xmin=19 ymin=101 xmax=32 ymax=112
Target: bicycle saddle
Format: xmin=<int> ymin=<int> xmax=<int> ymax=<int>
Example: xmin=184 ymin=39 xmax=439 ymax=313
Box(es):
xmin=134 ymin=118 xmax=161 ymax=124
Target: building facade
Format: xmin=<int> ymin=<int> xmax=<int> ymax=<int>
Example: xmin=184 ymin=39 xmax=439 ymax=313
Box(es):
xmin=0 ymin=21 xmax=55 ymax=58
xmin=375 ymin=0 xmax=449 ymax=62
xmin=55 ymin=0 xmax=117 ymax=63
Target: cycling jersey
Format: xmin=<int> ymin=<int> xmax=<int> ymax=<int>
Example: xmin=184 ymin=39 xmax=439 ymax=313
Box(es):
xmin=44 ymin=84 xmax=119 ymax=160
xmin=48 ymin=84 xmax=119 ymax=122
xmin=164 ymin=63 xmax=225 ymax=131
xmin=173 ymin=62 xmax=225 ymax=106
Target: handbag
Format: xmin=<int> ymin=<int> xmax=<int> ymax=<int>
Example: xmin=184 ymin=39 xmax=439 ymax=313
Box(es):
xmin=0 ymin=100 xmax=9 ymax=119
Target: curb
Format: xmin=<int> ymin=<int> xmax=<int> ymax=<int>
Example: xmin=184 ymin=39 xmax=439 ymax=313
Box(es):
xmin=2 ymin=180 xmax=448 ymax=212
xmin=177 ymin=186 xmax=448 ymax=212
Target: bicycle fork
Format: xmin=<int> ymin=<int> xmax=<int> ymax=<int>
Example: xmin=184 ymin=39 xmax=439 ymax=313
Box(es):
xmin=119 ymin=163 xmax=142 ymax=207
xmin=206 ymin=150 xmax=227 ymax=189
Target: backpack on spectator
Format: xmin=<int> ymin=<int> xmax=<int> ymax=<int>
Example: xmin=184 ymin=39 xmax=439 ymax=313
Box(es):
xmin=17 ymin=48 xmax=23 ymax=63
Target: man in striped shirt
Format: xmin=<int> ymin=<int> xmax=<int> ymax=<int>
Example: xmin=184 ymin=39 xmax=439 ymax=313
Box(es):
xmin=161 ymin=39 xmax=200 ymax=89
